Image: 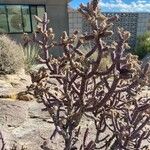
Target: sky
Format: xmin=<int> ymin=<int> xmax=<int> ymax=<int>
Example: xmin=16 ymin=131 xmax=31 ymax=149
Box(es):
xmin=69 ymin=0 xmax=150 ymax=12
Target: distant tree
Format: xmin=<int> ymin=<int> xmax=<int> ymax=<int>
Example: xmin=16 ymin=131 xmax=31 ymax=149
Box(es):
xmin=134 ymin=32 xmax=150 ymax=59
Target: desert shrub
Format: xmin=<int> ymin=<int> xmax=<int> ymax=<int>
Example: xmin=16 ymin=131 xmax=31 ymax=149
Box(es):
xmin=0 ymin=35 xmax=24 ymax=74
xmin=134 ymin=32 xmax=150 ymax=59
xmin=23 ymin=44 xmax=39 ymax=73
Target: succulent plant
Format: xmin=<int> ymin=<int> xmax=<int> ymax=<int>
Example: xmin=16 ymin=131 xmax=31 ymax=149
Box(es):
xmin=3 ymin=0 xmax=148 ymax=149
xmin=26 ymin=1 xmax=150 ymax=149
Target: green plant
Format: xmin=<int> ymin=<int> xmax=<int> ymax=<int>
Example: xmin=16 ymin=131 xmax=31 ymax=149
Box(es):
xmin=0 ymin=35 xmax=24 ymax=74
xmin=134 ymin=32 xmax=150 ymax=59
xmin=23 ymin=44 xmax=39 ymax=73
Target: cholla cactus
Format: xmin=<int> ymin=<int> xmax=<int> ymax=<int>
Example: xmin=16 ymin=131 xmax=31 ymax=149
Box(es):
xmin=26 ymin=0 xmax=150 ymax=149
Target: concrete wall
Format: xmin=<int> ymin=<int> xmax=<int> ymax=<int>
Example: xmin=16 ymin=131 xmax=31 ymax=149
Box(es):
xmin=69 ymin=9 xmax=82 ymax=36
xmin=137 ymin=13 xmax=150 ymax=36
xmin=69 ymin=10 xmax=150 ymax=50
xmin=0 ymin=0 xmax=69 ymax=56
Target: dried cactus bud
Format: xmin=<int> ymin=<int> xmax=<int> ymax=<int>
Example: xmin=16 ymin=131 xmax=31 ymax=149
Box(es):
xmin=72 ymin=31 xmax=78 ymax=40
xmin=39 ymin=45 xmax=43 ymax=49
xmin=79 ymin=35 xmax=85 ymax=44
xmin=86 ymin=15 xmax=92 ymax=21
xmin=117 ymin=27 xmax=125 ymax=40
xmin=47 ymin=28 xmax=53 ymax=34
xmin=62 ymin=31 xmax=68 ymax=39
xmin=44 ymin=31 xmax=48 ymax=38
xmin=34 ymin=15 xmax=43 ymax=23
xmin=99 ymin=21 xmax=107 ymax=30
xmin=93 ymin=30 xmax=98 ymax=38
xmin=73 ymin=30 xmax=79 ymax=35
xmin=91 ymin=0 xmax=99 ymax=11
xmin=125 ymin=44 xmax=130 ymax=50
xmin=36 ymin=26 xmax=43 ymax=33
xmin=110 ymin=42 xmax=117 ymax=50
xmin=43 ymin=12 xmax=48 ymax=23
xmin=126 ymin=53 xmax=132 ymax=60
xmin=127 ymin=63 xmax=134 ymax=70
xmin=97 ymin=14 xmax=107 ymax=22
xmin=123 ymin=31 xmax=131 ymax=41
xmin=123 ymin=43 xmax=130 ymax=49
xmin=80 ymin=3 xmax=86 ymax=9
xmin=132 ymin=55 xmax=139 ymax=60
xmin=23 ymin=33 xmax=28 ymax=37
xmin=107 ymin=15 xmax=119 ymax=23
xmin=49 ymin=33 xmax=55 ymax=40
xmin=105 ymin=23 xmax=113 ymax=29
xmin=61 ymin=31 xmax=69 ymax=44
xmin=104 ymin=30 xmax=113 ymax=37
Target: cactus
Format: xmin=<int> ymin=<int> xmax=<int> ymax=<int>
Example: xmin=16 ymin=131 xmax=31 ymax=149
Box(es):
xmin=22 ymin=0 xmax=150 ymax=149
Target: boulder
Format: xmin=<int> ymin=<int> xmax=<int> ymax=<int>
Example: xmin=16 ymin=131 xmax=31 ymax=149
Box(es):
xmin=0 ymin=72 xmax=31 ymax=99
xmin=0 ymin=99 xmax=63 ymax=150
xmin=0 ymin=100 xmax=28 ymax=128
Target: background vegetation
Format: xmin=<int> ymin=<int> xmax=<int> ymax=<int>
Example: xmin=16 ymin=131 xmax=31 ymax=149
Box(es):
xmin=0 ymin=35 xmax=24 ymax=74
xmin=134 ymin=32 xmax=150 ymax=59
